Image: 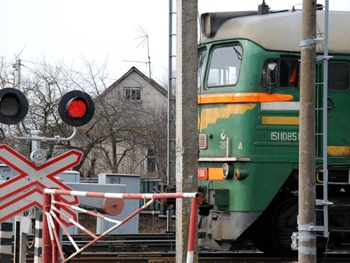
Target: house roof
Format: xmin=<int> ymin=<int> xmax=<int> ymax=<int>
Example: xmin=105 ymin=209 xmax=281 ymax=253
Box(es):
xmin=101 ymin=66 xmax=168 ymax=98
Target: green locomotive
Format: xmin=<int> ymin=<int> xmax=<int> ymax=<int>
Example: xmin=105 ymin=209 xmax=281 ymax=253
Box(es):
xmin=197 ymin=3 xmax=350 ymax=255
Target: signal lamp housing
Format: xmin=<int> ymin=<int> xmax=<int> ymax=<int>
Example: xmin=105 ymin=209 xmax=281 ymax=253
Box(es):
xmin=58 ymin=90 xmax=95 ymax=127
xmin=0 ymin=88 xmax=29 ymax=125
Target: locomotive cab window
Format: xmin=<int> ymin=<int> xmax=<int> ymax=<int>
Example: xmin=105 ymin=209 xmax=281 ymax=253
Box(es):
xmin=328 ymin=62 xmax=350 ymax=91
xmin=261 ymin=58 xmax=300 ymax=88
xmin=207 ymin=45 xmax=242 ymax=87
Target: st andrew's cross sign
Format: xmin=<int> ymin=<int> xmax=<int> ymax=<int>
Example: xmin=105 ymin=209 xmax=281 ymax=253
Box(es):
xmin=0 ymin=144 xmax=82 ymax=225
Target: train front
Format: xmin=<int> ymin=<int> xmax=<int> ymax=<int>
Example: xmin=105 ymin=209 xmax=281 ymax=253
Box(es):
xmin=197 ymin=1 xmax=350 ymax=256
xmin=196 ymin=7 xmax=301 ymax=253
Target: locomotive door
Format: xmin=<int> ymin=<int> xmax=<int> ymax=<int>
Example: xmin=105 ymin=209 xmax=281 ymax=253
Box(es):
xmin=316 ymin=61 xmax=350 ymax=158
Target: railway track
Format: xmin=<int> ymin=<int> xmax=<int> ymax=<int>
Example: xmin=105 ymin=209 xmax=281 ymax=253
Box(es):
xmin=25 ymin=252 xmax=350 ymax=263
xmin=23 ymin=233 xmax=350 ymax=262
xmin=62 ymin=233 xmax=177 ymax=253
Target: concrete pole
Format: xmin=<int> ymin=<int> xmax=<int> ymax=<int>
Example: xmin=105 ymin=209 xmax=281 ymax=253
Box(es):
xmin=14 ymin=59 xmax=21 ymax=89
xmin=298 ymin=0 xmax=317 ymax=262
xmin=175 ymin=0 xmax=198 ymax=263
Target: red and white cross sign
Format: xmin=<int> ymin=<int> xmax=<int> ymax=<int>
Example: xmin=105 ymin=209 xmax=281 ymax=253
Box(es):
xmin=0 ymin=144 xmax=82 ymax=225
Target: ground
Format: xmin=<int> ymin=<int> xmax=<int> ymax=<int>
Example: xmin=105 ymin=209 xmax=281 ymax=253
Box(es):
xmin=139 ymin=213 xmax=176 ymax=233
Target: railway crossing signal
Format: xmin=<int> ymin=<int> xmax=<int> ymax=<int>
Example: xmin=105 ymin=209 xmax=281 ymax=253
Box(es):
xmin=0 ymin=88 xmax=95 ymax=127
xmin=0 ymin=88 xmax=95 ymax=225
xmin=58 ymin=90 xmax=95 ymax=127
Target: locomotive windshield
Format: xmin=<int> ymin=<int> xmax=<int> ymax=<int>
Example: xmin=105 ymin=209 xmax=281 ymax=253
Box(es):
xmin=206 ymin=45 xmax=243 ymax=87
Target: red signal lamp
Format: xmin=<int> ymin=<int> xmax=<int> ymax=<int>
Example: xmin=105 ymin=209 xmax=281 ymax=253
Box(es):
xmin=0 ymin=88 xmax=28 ymax=125
xmin=58 ymin=90 xmax=95 ymax=127
xmin=67 ymin=98 xmax=87 ymax=118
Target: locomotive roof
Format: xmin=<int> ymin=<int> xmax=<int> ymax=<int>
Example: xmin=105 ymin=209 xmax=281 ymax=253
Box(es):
xmin=199 ymin=10 xmax=350 ymax=54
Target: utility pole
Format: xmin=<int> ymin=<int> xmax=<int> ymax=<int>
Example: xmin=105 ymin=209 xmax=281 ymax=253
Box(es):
xmin=175 ymin=0 xmax=198 ymax=262
xmin=298 ymin=0 xmax=317 ymax=262
xmin=13 ymin=59 xmax=21 ymax=89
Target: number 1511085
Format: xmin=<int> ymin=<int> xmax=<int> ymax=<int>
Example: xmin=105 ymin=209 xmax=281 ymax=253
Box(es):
xmin=271 ymin=132 xmax=299 ymax=141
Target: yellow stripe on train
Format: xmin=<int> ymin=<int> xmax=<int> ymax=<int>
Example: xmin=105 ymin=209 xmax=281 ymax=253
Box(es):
xmin=198 ymin=93 xmax=294 ymax=130
xmin=327 ymin=146 xmax=350 ymax=157
xmin=262 ymin=116 xmax=299 ymax=125
xmin=199 ymin=104 xmax=256 ymax=130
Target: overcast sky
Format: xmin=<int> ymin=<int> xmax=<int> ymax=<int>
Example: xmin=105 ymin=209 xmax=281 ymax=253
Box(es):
xmin=1 ymin=0 xmax=350 ymax=85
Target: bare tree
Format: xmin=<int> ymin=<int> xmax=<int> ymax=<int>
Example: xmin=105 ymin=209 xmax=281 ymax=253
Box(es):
xmin=81 ymin=87 xmax=168 ymax=178
xmin=0 ymin=57 xmax=169 ymax=180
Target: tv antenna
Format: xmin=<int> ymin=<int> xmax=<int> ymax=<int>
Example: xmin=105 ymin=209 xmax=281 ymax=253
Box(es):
xmin=123 ymin=27 xmax=152 ymax=79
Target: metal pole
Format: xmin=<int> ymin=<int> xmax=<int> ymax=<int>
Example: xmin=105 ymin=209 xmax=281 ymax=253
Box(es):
xmin=175 ymin=0 xmax=198 ymax=262
xmin=298 ymin=0 xmax=317 ymax=262
xmin=42 ymin=193 xmax=52 ymax=263
xmin=322 ymin=0 xmax=330 ymax=239
xmin=167 ymin=0 xmax=175 ymax=231
xmin=31 ymin=130 xmax=44 ymax=263
xmin=52 ymin=194 xmax=61 ymax=263
xmin=186 ymin=198 xmax=198 ymax=263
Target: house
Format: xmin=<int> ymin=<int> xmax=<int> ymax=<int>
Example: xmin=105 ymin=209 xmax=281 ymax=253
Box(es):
xmin=81 ymin=67 xmax=168 ymax=179
xmin=102 ymin=66 xmax=168 ymax=109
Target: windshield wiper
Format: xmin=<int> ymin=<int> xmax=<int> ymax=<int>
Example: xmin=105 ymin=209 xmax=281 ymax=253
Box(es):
xmin=233 ymin=47 xmax=242 ymax=60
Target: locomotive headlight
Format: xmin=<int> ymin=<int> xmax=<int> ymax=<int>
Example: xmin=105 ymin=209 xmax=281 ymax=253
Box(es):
xmin=234 ymin=168 xmax=249 ymax=180
xmin=222 ymin=163 xmax=233 ymax=179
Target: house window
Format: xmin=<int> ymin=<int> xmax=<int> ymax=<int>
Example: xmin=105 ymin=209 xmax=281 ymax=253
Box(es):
xmin=124 ymin=87 xmax=142 ymax=101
